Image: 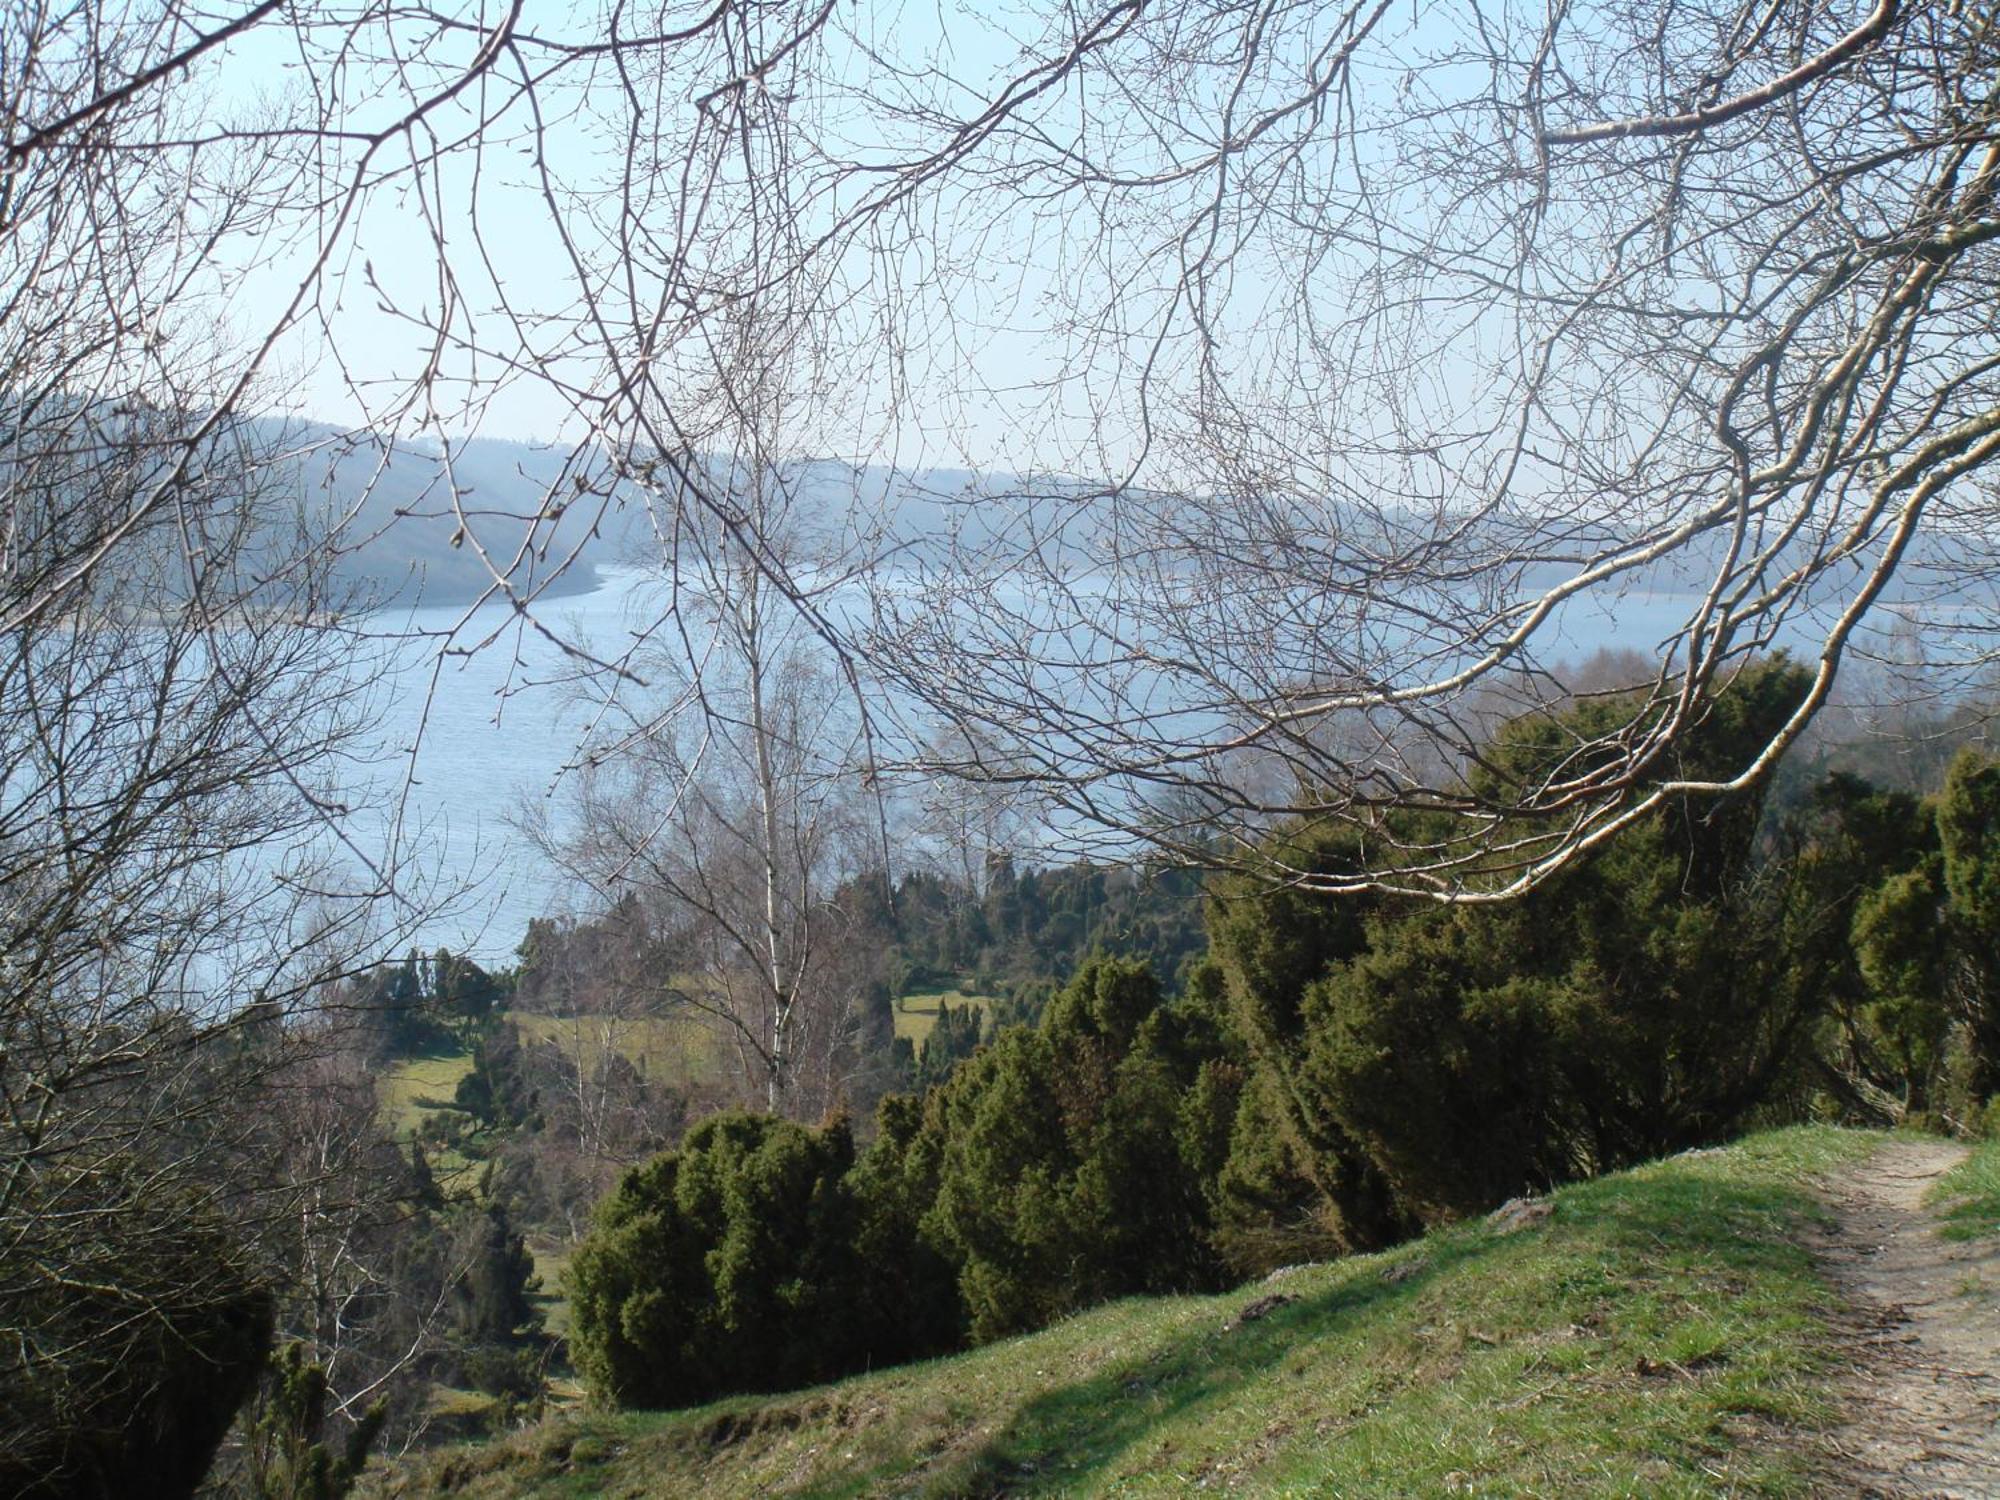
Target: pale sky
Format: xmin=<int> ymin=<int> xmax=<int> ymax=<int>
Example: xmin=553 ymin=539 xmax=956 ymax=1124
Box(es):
xmin=187 ymin=0 xmax=1443 ymax=492
xmin=199 ymin=0 xmax=1076 ymax=461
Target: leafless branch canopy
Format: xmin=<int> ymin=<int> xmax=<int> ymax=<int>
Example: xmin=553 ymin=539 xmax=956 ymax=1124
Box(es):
xmin=6 ymin=0 xmax=1999 ymax=910
xmin=4 ymin=2 xmax=1997 ymax=1457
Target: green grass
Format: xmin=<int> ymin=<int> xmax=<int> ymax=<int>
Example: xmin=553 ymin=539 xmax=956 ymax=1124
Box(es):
xmin=1929 ymin=1134 xmax=2000 ymax=1242
xmin=375 ymin=1045 xmax=484 ymax=1194
xmin=430 ymin=1386 xmax=507 ymax=1420
xmin=507 ymin=1008 xmax=721 ymax=1087
xmin=527 ymin=1238 xmax=577 ymax=1342
xmin=368 ymin=1126 xmax=1881 ymax=1499
xmin=893 ymin=988 xmax=995 ymax=1047
xmin=378 ymin=1044 xmax=477 ymax=1136
xmin=378 ymin=1008 xmax=723 ymax=1139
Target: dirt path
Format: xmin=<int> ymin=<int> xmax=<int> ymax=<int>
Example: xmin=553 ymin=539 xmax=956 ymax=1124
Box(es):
xmin=1813 ymin=1139 xmax=2000 ymax=1497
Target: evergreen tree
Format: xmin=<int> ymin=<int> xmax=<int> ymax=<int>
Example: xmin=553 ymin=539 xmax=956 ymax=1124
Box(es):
xmin=1211 ymin=659 xmax=1845 ymax=1230
xmin=243 ymin=1343 xmax=385 ymax=1500
xmin=568 ymin=1114 xmax=893 ymax=1408
xmin=915 ymin=1000 xmax=984 ymax=1089
xmin=918 ymin=958 xmax=1234 ymax=1339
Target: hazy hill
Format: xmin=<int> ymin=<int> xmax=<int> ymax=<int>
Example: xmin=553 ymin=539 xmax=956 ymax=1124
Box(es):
xmin=268 ymin=423 xmax=634 ymax=608
xmin=265 ymin=423 xmax=1055 ymax=609
xmin=258 ymin=419 xmax=1973 ymax=639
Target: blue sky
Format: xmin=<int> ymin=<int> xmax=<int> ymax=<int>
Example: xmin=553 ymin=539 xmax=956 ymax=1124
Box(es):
xmin=196 ymin=0 xmax=1070 ymax=457
xmin=179 ymin=0 xmax=1463 ymax=494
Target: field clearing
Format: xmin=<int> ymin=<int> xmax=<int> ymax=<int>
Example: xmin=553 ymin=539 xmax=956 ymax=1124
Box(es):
xmin=378 ymin=1046 xmax=476 ymax=1136
xmin=527 ymin=1237 xmax=578 ymax=1343
xmin=507 ymin=1008 xmax=722 ymax=1086
xmin=376 ymin=1011 xmax=718 ymax=1338
xmin=893 ymin=988 xmax=994 ymax=1047
xmin=428 ymin=1386 xmax=504 ymax=1421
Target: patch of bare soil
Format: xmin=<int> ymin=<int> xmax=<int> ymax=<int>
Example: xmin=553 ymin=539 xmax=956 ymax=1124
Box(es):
xmin=1813 ymin=1139 xmax=2000 ymax=1498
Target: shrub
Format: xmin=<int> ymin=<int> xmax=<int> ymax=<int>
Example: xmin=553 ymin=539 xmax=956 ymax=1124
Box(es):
xmin=0 ymin=1166 xmax=275 ymax=1500
xmin=1211 ymin=658 xmax=1844 ymax=1230
xmin=918 ymin=958 xmax=1236 ymax=1339
xmin=241 ymin=1343 xmax=385 ymax=1500
xmin=569 ymin=1113 xmax=886 ymax=1408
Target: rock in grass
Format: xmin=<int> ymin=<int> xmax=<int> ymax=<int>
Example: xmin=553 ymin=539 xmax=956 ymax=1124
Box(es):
xmin=1224 ymin=1293 xmax=1300 ymax=1333
xmin=1488 ymin=1197 xmax=1555 ymax=1234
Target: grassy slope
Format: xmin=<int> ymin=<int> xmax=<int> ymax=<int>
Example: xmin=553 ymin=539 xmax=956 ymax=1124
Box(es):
xmin=1930 ymin=1133 xmax=2000 ymax=1241
xmin=377 ymin=1007 xmax=721 ymax=1143
xmin=508 ymin=1008 xmax=722 ymax=1088
xmin=378 ymin=1045 xmax=477 ymax=1136
xmin=370 ymin=1126 xmax=1884 ymax=1500
xmin=378 ymin=1008 xmax=728 ymax=1344
xmin=893 ymin=989 xmax=996 ymax=1048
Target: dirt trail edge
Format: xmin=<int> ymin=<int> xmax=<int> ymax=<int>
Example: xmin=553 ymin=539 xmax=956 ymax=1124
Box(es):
xmin=1812 ymin=1138 xmax=1999 ymax=1497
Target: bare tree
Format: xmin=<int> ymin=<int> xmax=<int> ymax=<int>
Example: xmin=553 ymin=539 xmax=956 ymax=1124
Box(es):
xmin=5 ymin=2 xmax=1997 ymax=1433
xmin=5 ymin=6 xmax=1995 ymax=1482
xmin=532 ymin=469 xmax=888 ymax=1119
xmin=447 ymin=0 xmax=2000 ymax=899
xmin=242 ymin=1042 xmax=459 ymax=1443
xmin=906 ymin=724 xmax=1044 ymax=899
xmin=0 ymin=402 xmax=416 ymax=1487
xmin=0 ymin=0 xmax=1987 ymax=1041
xmin=0 ymin=15 xmax=450 ymax=1484
xmin=739 ymin=0 xmax=1997 ymax=896
xmin=493 ymin=913 xmax=698 ymax=1227
xmin=202 ymin=0 xmax=1990 ymax=900
xmin=13 ymin=0 xmax=2000 ymax=900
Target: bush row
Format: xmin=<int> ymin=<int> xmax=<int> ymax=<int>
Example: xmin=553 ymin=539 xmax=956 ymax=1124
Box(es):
xmin=569 ymin=658 xmax=2000 ymax=1409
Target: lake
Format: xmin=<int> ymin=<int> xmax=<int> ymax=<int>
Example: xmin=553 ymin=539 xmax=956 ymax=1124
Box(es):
xmin=350 ymin=566 xmax=1911 ymax=963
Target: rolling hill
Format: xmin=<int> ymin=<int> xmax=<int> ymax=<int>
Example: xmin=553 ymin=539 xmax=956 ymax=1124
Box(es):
xmin=363 ymin=1126 xmax=2000 ymax=1499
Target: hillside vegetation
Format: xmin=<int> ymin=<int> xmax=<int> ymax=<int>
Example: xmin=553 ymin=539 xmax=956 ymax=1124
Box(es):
xmin=1934 ymin=1138 xmax=2000 ymax=1241
xmin=348 ymin=666 xmax=2000 ymax=1452
xmin=369 ymin=1127 xmax=1891 ymax=1499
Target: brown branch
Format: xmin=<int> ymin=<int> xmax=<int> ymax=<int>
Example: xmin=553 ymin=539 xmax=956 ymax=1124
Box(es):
xmin=1542 ymin=0 xmax=1902 ymax=145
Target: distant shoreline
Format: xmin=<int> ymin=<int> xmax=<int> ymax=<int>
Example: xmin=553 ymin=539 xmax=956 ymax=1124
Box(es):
xmin=347 ymin=558 xmax=608 ymax=615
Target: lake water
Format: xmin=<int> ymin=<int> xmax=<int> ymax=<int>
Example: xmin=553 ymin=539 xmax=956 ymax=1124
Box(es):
xmin=346 ymin=568 xmax=664 ymax=962
xmin=351 ymin=567 xmax=1897 ymax=962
